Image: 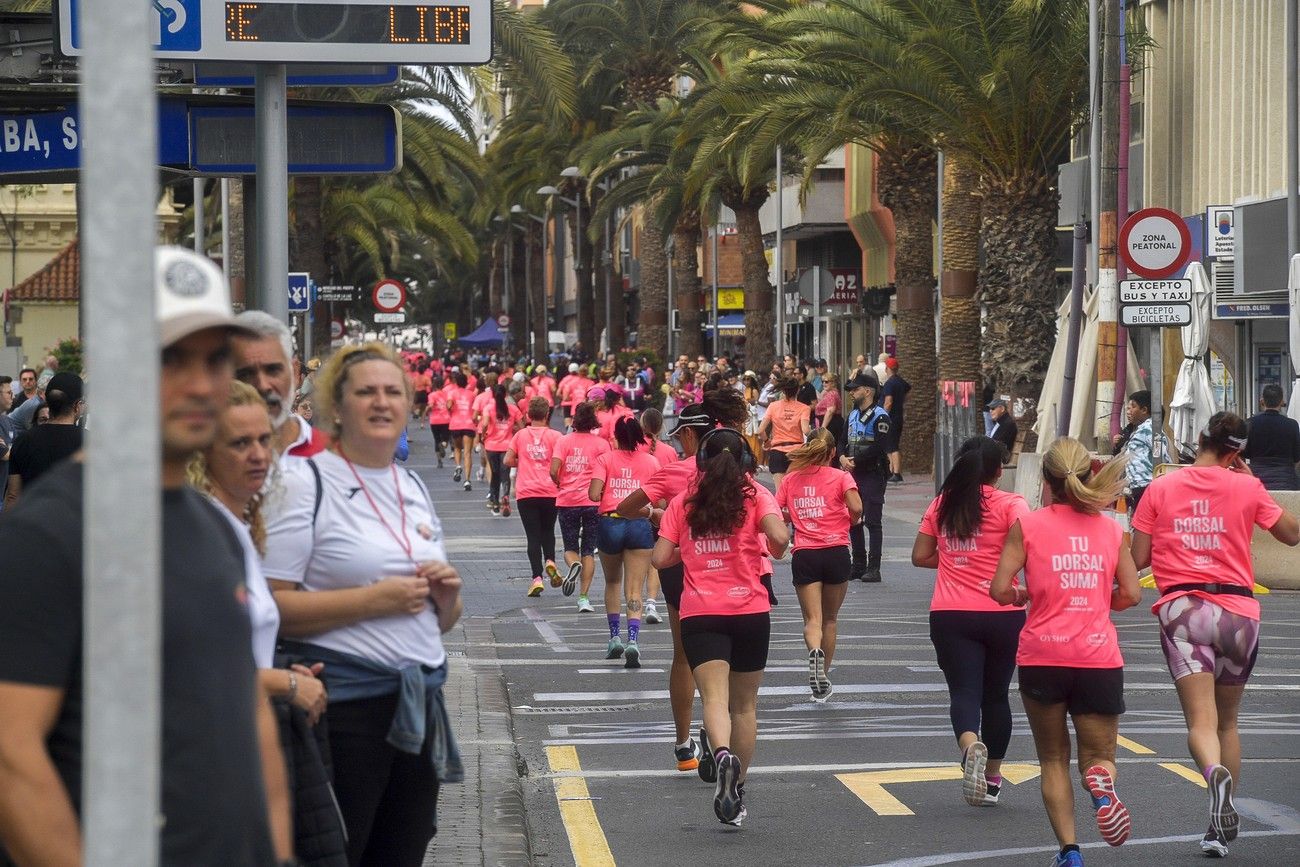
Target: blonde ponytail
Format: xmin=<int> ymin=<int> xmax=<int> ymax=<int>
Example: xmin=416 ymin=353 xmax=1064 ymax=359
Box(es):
xmin=787 ymin=428 xmax=837 ymax=471
xmin=1042 ymin=436 xmax=1127 ymax=514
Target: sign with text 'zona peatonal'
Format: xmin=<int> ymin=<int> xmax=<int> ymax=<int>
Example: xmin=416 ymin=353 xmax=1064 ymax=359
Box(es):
xmin=1118 ymin=207 xmax=1192 ymax=279
xmin=372 ymin=278 xmax=406 ymax=313
xmin=58 ymin=0 xmax=492 ymax=65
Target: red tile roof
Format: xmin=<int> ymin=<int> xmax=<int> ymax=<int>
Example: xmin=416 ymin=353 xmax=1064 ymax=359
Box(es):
xmin=10 ymin=238 xmax=78 ymax=303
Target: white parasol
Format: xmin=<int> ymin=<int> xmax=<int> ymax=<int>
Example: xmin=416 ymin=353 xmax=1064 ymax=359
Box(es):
xmin=1169 ymin=262 xmax=1217 ymax=459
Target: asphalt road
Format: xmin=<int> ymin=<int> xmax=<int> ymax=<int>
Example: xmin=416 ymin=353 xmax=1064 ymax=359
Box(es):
xmin=411 ymin=422 xmax=1300 ymax=867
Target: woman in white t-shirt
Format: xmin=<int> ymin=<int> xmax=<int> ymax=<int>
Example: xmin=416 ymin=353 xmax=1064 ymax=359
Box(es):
xmin=263 ymin=343 xmax=464 ymax=867
xmin=188 ymin=380 xmax=327 ymax=718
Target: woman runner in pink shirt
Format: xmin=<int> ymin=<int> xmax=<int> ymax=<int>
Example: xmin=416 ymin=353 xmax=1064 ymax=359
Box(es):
xmin=445 ymin=371 xmax=476 ymax=491
xmin=912 ymin=436 xmax=1030 ymax=807
xmin=426 ymin=374 xmax=452 ymax=468
xmin=776 ymin=429 xmax=861 ymax=702
xmin=505 ymin=398 xmax=564 ymax=599
xmin=991 ymin=438 xmax=1140 ymax=866
xmin=653 ymin=428 xmax=789 ymax=827
xmin=636 ymin=407 xmax=676 ymax=626
xmin=588 ymin=416 xmax=661 ymax=668
xmin=478 ymin=383 xmax=522 ymax=518
xmin=1130 ymin=412 xmax=1300 ymax=857
xmin=550 ymin=402 xmax=611 ymax=611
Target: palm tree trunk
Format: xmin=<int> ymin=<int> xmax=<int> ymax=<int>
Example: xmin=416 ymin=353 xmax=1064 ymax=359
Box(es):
xmin=673 ymin=217 xmax=703 ymax=359
xmin=939 ymin=155 xmax=981 ymax=383
xmin=979 ymin=172 xmax=1060 ymax=415
xmin=637 ymin=215 xmax=669 ymax=365
xmin=877 ymin=142 xmax=937 ymax=476
xmin=292 ymin=176 xmax=331 ymax=355
xmin=227 ymin=179 xmax=246 ymax=308
xmin=732 ymin=198 xmax=775 ymax=374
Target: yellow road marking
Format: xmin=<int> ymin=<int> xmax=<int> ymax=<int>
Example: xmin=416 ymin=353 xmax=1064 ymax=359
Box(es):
xmin=1159 ymin=762 xmax=1208 ymax=788
xmin=546 ymin=745 xmax=616 ymax=866
xmin=837 ymin=763 xmax=1041 ymax=816
xmin=1116 ymin=735 xmax=1156 ymax=755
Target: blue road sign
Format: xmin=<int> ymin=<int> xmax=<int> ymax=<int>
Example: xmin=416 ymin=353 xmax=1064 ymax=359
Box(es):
xmin=62 ymin=0 xmax=203 ymax=53
xmin=0 ymin=99 xmax=190 ymax=176
xmin=0 ymin=98 xmax=397 ymax=178
xmin=288 ymin=273 xmax=311 ymax=313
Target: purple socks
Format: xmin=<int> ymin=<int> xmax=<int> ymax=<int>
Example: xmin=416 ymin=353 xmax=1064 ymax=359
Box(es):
xmin=627 ymin=618 xmax=641 ymax=643
xmin=608 ymin=613 xmax=621 ymax=639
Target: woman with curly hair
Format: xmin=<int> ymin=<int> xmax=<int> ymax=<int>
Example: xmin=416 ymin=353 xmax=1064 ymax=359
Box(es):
xmin=652 ymin=428 xmax=789 ymax=828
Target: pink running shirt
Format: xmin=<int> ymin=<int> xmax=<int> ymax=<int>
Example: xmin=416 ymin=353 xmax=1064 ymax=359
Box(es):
xmin=642 ymin=459 xmax=697 ymax=507
xmin=659 ymin=485 xmax=782 ymax=618
xmin=1015 ymin=505 xmax=1125 ymax=668
xmin=481 ymin=403 xmax=522 ymax=452
xmin=447 ymin=387 xmax=476 ymax=430
xmin=552 ymin=431 xmax=611 ymax=508
xmin=775 ymin=466 xmax=858 ymax=551
xmin=427 ymin=386 xmax=451 ymax=424
xmin=592 ymin=448 xmax=660 ymax=513
xmin=639 ymin=440 xmax=678 ymax=469
xmin=597 ymin=405 xmax=635 ymax=443
xmin=471 ymin=389 xmax=494 ymax=421
xmin=531 ymin=376 xmax=557 ymax=406
xmin=919 ymin=486 xmax=1031 ymax=612
xmin=510 ymin=426 xmax=562 ymax=499
xmin=1131 ymin=465 xmax=1282 ymax=620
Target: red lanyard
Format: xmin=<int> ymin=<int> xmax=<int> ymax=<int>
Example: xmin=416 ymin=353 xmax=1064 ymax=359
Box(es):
xmin=340 ymin=449 xmax=414 ymax=565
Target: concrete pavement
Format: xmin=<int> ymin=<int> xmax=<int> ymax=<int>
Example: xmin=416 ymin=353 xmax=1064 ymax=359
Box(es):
xmin=413 ymin=422 xmax=1300 ymax=866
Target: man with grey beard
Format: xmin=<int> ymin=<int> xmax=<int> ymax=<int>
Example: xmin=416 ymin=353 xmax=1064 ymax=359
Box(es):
xmin=231 ymin=310 xmax=328 ymax=460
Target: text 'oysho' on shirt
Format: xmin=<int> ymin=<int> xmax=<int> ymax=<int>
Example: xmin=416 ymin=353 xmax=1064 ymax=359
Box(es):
xmin=1131 ymin=465 xmax=1283 ymax=620
xmin=919 ymin=485 xmax=1031 ymax=612
xmin=775 ymin=465 xmax=857 ymax=551
xmin=1015 ymin=505 xmax=1124 ymax=669
xmin=593 ymin=448 xmax=661 ymax=513
xmin=262 ymin=451 xmax=449 ymax=669
xmin=510 ymin=426 xmax=562 ymax=499
xmin=659 ymin=485 xmax=781 ymax=618
xmin=552 ymin=431 xmax=612 ymax=507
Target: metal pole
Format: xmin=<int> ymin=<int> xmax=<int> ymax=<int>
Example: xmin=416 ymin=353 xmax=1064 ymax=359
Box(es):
xmin=711 ymin=223 xmax=720 ymax=358
xmin=525 ymin=226 xmax=533 ymax=357
xmin=576 ymin=194 xmax=582 ymax=342
xmin=192 ymin=178 xmax=205 ymax=255
xmin=604 ymin=213 xmax=613 ymax=356
xmin=255 ymin=64 xmax=289 ymax=320
xmin=775 ymin=145 xmax=784 ymax=357
xmin=1287 ymin=0 xmax=1299 ymax=257
xmin=220 ymin=179 xmax=231 ymax=280
xmin=1114 ymin=2 xmax=1132 ymax=440
xmin=1088 ymin=0 xmax=1101 ymax=288
xmin=1150 ymin=328 xmax=1164 ymax=468
xmin=667 ymin=243 xmax=676 ymax=361
xmin=542 ymin=212 xmax=550 ymax=357
xmin=82 ymin=0 xmax=160 ymax=863
xmin=503 ymin=222 xmax=512 ymax=353
xmin=813 ymin=266 xmax=822 ymax=360
xmin=302 ymin=312 xmax=312 ymax=363
xmin=1060 ymin=221 xmax=1089 ymax=438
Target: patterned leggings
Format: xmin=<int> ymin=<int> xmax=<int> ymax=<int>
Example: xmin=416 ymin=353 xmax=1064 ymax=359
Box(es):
xmin=1158 ymin=594 xmax=1260 ymax=686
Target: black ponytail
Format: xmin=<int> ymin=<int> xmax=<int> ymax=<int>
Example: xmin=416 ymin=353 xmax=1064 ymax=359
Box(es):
xmin=936 ymin=436 xmax=1005 ymax=540
xmin=686 ymin=429 xmax=754 ymax=538
xmin=494 ymin=383 xmax=509 ymax=419
xmin=613 ymin=416 xmax=646 ymax=451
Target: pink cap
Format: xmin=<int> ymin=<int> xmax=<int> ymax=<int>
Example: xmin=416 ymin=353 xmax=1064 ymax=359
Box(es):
xmin=585 ymin=385 xmax=606 ymax=400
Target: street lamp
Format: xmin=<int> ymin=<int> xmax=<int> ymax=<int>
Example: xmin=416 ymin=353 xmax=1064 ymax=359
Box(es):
xmin=513 ymin=204 xmax=546 ymax=358
xmin=538 ymin=178 xmax=584 ymax=348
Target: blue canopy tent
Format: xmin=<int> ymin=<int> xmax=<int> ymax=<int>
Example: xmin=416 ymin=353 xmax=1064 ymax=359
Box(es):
xmin=703 ymin=313 xmax=746 ymax=334
xmin=458 ymin=318 xmax=508 ymax=346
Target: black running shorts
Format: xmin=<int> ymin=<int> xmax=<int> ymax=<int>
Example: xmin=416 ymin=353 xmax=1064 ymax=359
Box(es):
xmin=1018 ymin=665 xmax=1126 ymax=716
xmin=791 ymin=545 xmax=852 ymax=586
xmin=659 ymin=563 xmax=685 ymax=609
xmin=680 ymin=612 xmax=771 ymax=673
xmin=767 ymin=450 xmax=793 ymax=474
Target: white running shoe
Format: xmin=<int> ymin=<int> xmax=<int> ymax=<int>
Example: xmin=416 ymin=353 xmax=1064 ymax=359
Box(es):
xmin=644 ymin=599 xmax=661 ymax=624
xmin=962 ymin=742 xmax=989 ymax=807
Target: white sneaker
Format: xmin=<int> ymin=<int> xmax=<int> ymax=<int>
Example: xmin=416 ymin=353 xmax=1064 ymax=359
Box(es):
xmin=577 ymin=595 xmax=595 ymax=613
xmin=644 ymin=599 xmax=661 ymax=624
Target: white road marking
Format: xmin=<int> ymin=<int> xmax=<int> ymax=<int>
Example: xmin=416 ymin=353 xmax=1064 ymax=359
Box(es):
xmin=522 ymin=607 xmax=573 ymax=653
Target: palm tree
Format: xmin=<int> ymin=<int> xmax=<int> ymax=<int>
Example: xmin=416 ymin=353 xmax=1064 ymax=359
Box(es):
xmin=939 ymin=154 xmax=982 ymax=383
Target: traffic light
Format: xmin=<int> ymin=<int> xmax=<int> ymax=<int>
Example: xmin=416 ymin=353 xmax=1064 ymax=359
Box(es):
xmin=860 ymin=284 xmax=895 ymax=316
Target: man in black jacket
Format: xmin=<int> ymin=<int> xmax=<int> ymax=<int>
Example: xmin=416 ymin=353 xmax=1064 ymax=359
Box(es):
xmin=1244 ymin=384 xmax=1300 ymax=490
xmin=839 ymin=372 xmax=891 ymax=583
xmin=988 ymin=399 xmax=1018 ymax=463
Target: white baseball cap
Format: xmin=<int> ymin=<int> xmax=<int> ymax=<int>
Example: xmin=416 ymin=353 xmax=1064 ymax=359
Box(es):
xmin=156 ymin=246 xmax=249 ymax=347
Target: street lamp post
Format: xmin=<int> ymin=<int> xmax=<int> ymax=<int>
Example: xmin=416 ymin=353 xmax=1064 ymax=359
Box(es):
xmin=512 ymin=204 xmax=546 ymax=358
xmin=539 ymin=173 xmax=584 ymax=350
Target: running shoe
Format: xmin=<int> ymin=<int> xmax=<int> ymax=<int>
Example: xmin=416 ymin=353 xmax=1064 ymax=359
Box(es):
xmin=713 ymin=750 xmax=743 ymax=825
xmin=697 ymin=727 xmax=717 ymax=783
xmin=527 ymin=577 xmax=544 ymax=597
xmin=675 ymin=739 xmax=702 ymax=772
xmin=437 ymin=455 xmax=444 ymax=468
xmin=807 ymin=649 xmax=822 ymax=699
xmin=577 ymin=595 xmax=594 ymax=613
xmin=545 ymin=560 xmax=563 ymax=587
xmin=1084 ymin=764 xmax=1132 ymax=846
xmin=463 ymin=481 xmax=472 ymax=492
xmin=962 ymin=741 xmax=989 ymax=806
xmin=605 ymin=636 xmax=625 ymax=659
xmin=982 ymin=782 xmax=1000 ymax=806
xmin=1200 ymin=826 xmax=1229 ymax=858
xmin=1051 ymin=850 xmax=1084 ymax=867
xmin=889 ymin=473 xmax=904 ymax=484
xmin=644 ymin=599 xmax=661 ymax=624
xmin=453 ymin=467 xmax=463 ymax=482
xmin=1207 ymin=764 xmax=1238 ymax=842
xmin=562 ymin=561 xmax=581 ymax=597
xmin=476 ymin=467 xmax=484 ymax=481
xmin=862 ymin=567 xmax=882 ymax=583
xmin=500 ymin=499 xmax=511 ymax=517
xmin=725 ymin=783 xmax=748 ymax=827
xmin=624 ymin=641 xmax=641 ymax=669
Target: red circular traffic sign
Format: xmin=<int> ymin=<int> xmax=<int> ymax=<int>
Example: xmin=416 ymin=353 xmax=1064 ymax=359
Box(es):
xmin=372 ymin=279 xmax=407 ymax=312
xmin=329 ymin=319 xmax=344 ymax=340
xmin=1118 ymin=207 xmax=1192 ymax=279
xmin=496 ymin=313 xmax=511 ymax=328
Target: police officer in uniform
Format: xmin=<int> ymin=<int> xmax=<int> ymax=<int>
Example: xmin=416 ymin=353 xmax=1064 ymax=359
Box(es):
xmin=839 ymin=371 xmax=891 ymax=582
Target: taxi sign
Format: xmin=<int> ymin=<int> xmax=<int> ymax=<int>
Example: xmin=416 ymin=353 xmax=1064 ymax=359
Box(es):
xmin=1119 ymin=279 xmax=1192 ymax=305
